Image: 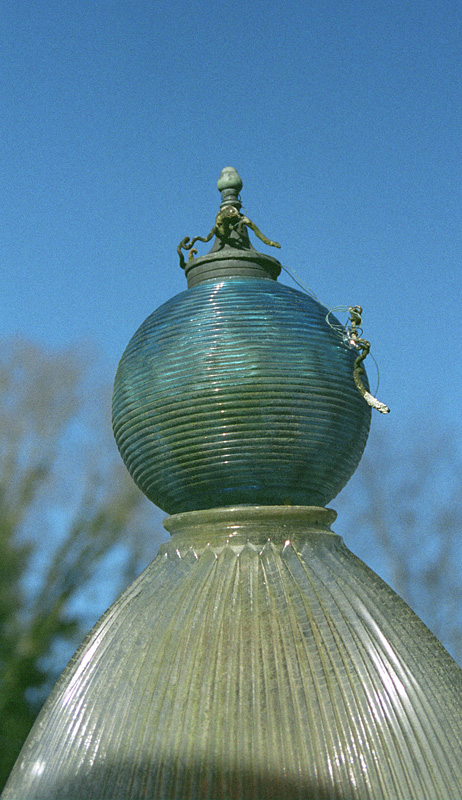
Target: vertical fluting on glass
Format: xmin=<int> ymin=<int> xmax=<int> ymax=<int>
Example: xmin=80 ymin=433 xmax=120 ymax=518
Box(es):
xmin=4 ymin=508 xmax=462 ymax=800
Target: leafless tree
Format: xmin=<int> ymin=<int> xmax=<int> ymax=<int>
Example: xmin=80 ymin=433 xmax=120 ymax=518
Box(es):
xmin=335 ymin=421 xmax=462 ymax=665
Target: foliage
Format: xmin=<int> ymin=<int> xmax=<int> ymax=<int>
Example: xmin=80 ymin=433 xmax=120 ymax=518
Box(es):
xmin=0 ymin=339 xmax=162 ymax=791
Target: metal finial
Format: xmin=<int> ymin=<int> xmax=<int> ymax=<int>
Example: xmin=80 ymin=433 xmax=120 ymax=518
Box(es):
xmin=177 ymin=168 xmax=281 ymax=269
xmin=217 ymin=167 xmax=243 ymax=209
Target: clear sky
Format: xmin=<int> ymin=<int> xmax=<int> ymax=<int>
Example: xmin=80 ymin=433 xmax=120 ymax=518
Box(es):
xmin=2 ymin=1 xmax=461 ymax=455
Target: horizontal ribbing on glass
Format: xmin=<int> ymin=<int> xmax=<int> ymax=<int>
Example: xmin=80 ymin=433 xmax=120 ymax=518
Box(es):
xmin=112 ymin=280 xmax=371 ymax=513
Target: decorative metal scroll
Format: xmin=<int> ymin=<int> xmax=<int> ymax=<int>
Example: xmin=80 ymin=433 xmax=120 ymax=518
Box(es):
xmin=347 ymin=306 xmax=390 ymax=414
xmin=177 ymin=205 xmax=281 ymax=269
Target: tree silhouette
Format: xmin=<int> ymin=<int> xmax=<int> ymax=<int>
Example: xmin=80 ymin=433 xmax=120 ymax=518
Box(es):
xmin=0 ymin=338 xmax=164 ymax=791
xmin=336 ymin=422 xmax=462 ymax=665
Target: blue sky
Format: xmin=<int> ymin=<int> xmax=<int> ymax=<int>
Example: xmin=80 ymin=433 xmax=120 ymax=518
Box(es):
xmin=2 ymin=1 xmax=461 ymax=468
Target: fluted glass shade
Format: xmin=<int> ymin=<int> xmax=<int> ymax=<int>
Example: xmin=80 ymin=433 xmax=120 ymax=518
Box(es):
xmin=4 ymin=508 xmax=462 ymax=800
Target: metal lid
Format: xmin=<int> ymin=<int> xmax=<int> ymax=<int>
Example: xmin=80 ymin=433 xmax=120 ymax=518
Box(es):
xmin=178 ymin=167 xmax=283 ymax=287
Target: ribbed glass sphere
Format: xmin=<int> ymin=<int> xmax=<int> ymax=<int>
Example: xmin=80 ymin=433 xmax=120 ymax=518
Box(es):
xmin=112 ymin=277 xmax=371 ymax=513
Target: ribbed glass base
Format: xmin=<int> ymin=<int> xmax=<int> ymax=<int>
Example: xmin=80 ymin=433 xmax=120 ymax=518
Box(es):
xmin=4 ymin=506 xmax=462 ymax=799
